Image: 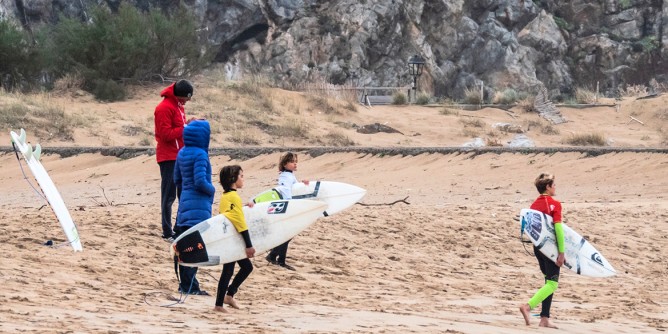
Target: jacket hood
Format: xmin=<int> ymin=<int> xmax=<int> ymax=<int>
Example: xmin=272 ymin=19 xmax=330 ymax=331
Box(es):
xmin=160 ymin=83 xmax=177 ymax=100
xmin=183 ymin=120 xmax=210 ymax=151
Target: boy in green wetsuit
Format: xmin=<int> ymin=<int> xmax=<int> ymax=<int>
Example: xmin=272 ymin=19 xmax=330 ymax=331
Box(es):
xmin=520 ymin=173 xmax=565 ymax=329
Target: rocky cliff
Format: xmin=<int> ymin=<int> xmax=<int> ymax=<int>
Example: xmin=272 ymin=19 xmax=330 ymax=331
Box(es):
xmin=2 ymin=0 xmax=666 ymax=99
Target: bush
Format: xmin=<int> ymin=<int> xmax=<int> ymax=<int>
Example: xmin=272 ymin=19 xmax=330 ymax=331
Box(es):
xmin=416 ymin=92 xmax=430 ymax=105
xmin=42 ymin=3 xmax=209 ymax=97
xmin=541 ymin=124 xmax=560 ymax=135
xmin=0 ymin=20 xmax=42 ymax=91
xmin=463 ymin=87 xmax=483 ymax=104
xmin=553 ymin=16 xmax=573 ymax=31
xmin=493 ymin=88 xmax=519 ymax=104
xmin=440 ymin=108 xmax=459 ymax=116
xmin=92 ymin=79 xmax=126 ymax=101
xmin=575 ymin=87 xmax=596 ymax=104
xmin=392 ymin=92 xmax=407 ymax=105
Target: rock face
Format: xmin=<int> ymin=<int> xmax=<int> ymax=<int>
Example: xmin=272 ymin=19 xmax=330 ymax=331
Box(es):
xmin=3 ymin=0 xmax=666 ymax=99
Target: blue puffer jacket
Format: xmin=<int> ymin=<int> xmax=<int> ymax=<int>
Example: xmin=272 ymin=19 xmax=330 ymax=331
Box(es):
xmin=174 ymin=120 xmax=216 ymax=228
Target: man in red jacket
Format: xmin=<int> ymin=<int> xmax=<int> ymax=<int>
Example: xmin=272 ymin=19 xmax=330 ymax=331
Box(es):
xmin=154 ymin=79 xmax=194 ymax=241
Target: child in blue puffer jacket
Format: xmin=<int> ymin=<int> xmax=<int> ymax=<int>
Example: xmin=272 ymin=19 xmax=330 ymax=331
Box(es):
xmin=173 ymin=119 xmax=215 ymax=295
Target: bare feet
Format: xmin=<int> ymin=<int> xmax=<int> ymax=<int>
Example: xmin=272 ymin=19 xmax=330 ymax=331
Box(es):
xmin=539 ymin=317 xmax=558 ymax=329
xmin=213 ymin=306 xmax=228 ymax=313
xmin=519 ymin=304 xmax=531 ymax=326
xmin=224 ymin=295 xmax=240 ymax=309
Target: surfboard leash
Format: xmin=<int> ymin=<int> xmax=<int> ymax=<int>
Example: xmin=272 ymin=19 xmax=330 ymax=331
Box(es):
xmin=143 ymin=291 xmax=187 ymax=307
xmin=519 ymin=234 xmax=535 ymax=257
xmin=11 ymin=142 xmax=48 ymax=203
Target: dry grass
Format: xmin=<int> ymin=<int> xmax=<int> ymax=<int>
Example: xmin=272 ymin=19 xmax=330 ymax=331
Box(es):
xmin=460 ymin=117 xmax=485 ymax=140
xmin=343 ymin=100 xmax=358 ymax=112
xmin=0 ymin=94 xmax=75 ymax=140
xmin=494 ymin=123 xmax=523 ymax=134
xmin=655 ymin=108 xmax=668 ymax=120
xmin=517 ymin=96 xmax=536 ymax=113
xmin=564 ymin=133 xmax=607 ymax=146
xmin=526 ymin=119 xmax=560 ymax=135
xmin=459 ymin=118 xmax=485 ymax=128
xmin=52 ymin=72 xmax=85 ymax=93
xmin=485 ymin=137 xmax=503 ymax=146
xmin=7 ymin=70 xmax=666 ymax=148
xmin=492 ymin=88 xmax=519 ymax=104
xmin=306 ymin=94 xmax=340 ymax=114
xmin=575 ymin=87 xmax=597 ymax=104
xmin=440 ymin=108 xmax=459 ymax=116
xmin=462 ymin=127 xmax=481 ymax=137
xmin=463 ymin=87 xmax=483 ymax=104
xmin=392 ymin=92 xmax=407 ymax=105
xmin=193 ymin=75 xmax=362 ymax=145
xmin=138 ymin=136 xmax=152 ymax=146
xmin=619 ymin=84 xmax=649 ymax=98
xmin=267 ymin=117 xmax=309 ymax=138
xmin=660 ymin=127 xmax=668 ymax=146
xmin=416 ymin=92 xmax=430 ymax=105
xmin=317 ymin=130 xmax=356 ymax=146
xmin=649 ymin=78 xmax=667 ymax=93
xmin=541 ymin=124 xmax=560 ymax=135
xmin=486 ymin=129 xmax=501 ymax=138
xmin=226 ymin=124 xmax=261 ymax=145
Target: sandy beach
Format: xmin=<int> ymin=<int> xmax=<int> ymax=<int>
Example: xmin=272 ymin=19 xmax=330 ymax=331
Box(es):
xmin=0 ymin=85 xmax=667 ymax=333
xmin=0 ymin=149 xmax=666 ymax=333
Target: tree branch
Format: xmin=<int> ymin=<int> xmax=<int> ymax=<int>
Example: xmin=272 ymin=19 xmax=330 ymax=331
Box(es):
xmin=356 ymin=196 xmax=410 ymax=206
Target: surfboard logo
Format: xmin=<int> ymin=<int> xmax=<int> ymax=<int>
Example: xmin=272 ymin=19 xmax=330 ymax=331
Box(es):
xmin=528 ymin=213 xmax=542 ymax=241
xmin=267 ymin=201 xmax=289 ymax=214
xmin=591 ymin=252 xmax=604 ymax=266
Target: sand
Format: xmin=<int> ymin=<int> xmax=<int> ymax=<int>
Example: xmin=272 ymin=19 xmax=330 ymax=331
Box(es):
xmin=0 ymin=150 xmax=666 ymax=333
xmin=0 ymin=87 xmax=666 ymax=333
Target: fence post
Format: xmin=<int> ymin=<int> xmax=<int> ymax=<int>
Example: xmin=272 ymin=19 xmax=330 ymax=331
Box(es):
xmin=480 ymin=82 xmax=484 ymax=104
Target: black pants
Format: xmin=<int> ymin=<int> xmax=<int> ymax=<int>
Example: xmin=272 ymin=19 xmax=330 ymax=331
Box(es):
xmin=534 ymin=245 xmax=560 ymax=318
xmin=159 ymin=160 xmax=181 ymax=237
xmin=174 ymin=225 xmax=200 ymax=293
xmin=215 ymin=258 xmax=253 ymax=306
xmin=268 ymin=239 xmax=291 ymax=264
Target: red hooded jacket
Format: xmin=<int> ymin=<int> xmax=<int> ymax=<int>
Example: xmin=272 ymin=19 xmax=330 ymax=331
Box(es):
xmin=154 ymin=83 xmax=187 ymax=162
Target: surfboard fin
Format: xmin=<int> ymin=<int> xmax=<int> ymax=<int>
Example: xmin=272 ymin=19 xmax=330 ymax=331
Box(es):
xmin=22 ymin=143 xmax=33 ymax=161
xmin=33 ymin=144 xmax=42 ymax=161
xmin=184 ymin=256 xmax=221 ymax=267
xmin=19 ymin=128 xmax=27 ymax=144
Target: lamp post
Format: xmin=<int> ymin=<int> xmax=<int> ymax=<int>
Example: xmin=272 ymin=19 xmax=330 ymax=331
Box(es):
xmin=407 ymin=54 xmax=425 ymax=103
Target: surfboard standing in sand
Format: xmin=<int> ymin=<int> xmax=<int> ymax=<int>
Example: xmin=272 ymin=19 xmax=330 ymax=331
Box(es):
xmin=10 ymin=129 xmax=83 ymax=251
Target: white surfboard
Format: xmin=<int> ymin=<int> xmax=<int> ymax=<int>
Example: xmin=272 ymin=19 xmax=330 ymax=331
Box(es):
xmin=10 ymin=129 xmax=83 ymax=251
xmin=171 ymin=199 xmax=327 ymax=267
xmin=254 ymin=181 xmax=366 ymax=216
xmin=520 ymin=208 xmax=615 ymax=277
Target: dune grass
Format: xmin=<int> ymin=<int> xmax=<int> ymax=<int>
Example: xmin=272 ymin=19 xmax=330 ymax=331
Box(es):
xmin=564 ymin=133 xmax=607 ymax=146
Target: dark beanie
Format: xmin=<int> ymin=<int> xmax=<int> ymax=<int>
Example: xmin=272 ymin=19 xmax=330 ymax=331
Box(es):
xmin=173 ymin=80 xmax=193 ymax=98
